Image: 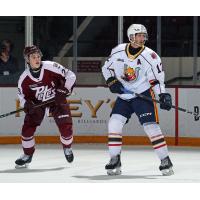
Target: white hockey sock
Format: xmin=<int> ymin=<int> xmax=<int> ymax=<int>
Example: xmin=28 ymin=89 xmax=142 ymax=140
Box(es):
xmin=108 ymin=114 xmax=126 ymax=158
xmin=143 ymin=123 xmax=169 ymax=160
xmin=108 ymin=133 xmax=122 ymax=157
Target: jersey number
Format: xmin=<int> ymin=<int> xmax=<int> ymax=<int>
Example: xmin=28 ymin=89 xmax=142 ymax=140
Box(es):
xmin=156 ymin=63 xmax=162 ymax=73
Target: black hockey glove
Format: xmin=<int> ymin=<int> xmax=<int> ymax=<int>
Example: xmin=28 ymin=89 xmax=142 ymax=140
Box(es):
xmin=106 ymin=77 xmax=125 ymax=94
xmin=24 ymin=100 xmax=35 ymax=115
xmin=159 ymin=93 xmax=172 ymax=111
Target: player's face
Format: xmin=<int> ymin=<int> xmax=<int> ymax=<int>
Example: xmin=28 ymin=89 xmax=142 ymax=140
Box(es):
xmin=134 ymin=33 xmax=146 ymax=46
xmin=29 ymin=52 xmax=41 ymax=69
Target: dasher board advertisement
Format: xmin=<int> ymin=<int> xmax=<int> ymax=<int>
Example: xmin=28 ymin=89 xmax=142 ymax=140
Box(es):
xmin=178 ymin=88 xmax=200 ymax=137
xmin=0 ymin=87 xmax=175 ymax=136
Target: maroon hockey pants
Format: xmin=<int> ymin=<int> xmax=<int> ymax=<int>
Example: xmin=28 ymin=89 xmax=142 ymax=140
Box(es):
xmin=21 ymin=103 xmax=73 ymax=155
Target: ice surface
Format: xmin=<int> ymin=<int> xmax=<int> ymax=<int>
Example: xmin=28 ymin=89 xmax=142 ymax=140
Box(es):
xmin=0 ymin=144 xmax=199 ymax=183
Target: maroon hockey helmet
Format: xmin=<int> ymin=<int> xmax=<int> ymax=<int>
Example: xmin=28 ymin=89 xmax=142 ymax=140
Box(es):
xmin=23 ymin=45 xmax=43 ymax=62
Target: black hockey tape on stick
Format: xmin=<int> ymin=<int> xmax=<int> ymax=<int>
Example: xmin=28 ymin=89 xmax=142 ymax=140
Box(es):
xmin=0 ymin=92 xmax=75 ymax=119
xmin=135 ymin=93 xmax=199 ymax=117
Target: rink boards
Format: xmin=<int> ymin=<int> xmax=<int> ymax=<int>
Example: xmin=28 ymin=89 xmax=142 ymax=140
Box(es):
xmin=0 ymin=87 xmax=200 ymax=146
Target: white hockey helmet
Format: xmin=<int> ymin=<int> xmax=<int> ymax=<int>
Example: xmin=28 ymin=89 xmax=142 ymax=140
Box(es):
xmin=127 ymin=24 xmax=148 ymax=42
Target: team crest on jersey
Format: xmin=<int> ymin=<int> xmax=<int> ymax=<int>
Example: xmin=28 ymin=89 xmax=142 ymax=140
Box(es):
xmin=31 ymin=85 xmax=55 ymax=101
xmin=121 ymin=65 xmax=140 ymax=82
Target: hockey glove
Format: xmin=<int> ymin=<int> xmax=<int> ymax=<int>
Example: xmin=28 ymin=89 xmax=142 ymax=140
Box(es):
xmin=159 ymin=93 xmax=172 ymax=111
xmin=55 ymin=87 xmax=69 ymax=105
xmin=52 ymin=84 xmax=69 ymax=116
xmin=106 ymin=77 xmax=125 ymax=94
xmin=55 ymin=79 xmax=70 ymax=104
xmin=24 ymin=100 xmax=35 ymax=115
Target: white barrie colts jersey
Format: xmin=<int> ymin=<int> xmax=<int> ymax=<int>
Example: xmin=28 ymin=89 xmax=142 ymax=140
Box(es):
xmin=102 ymin=43 xmax=166 ymax=100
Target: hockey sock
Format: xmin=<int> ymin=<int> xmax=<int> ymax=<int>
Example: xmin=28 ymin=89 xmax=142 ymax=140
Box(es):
xmin=108 ymin=114 xmax=126 ymax=157
xmin=59 ymin=123 xmax=73 ymax=148
xmin=60 ymin=135 xmax=73 ymax=148
xmin=21 ymin=125 xmax=37 ymax=155
xmin=21 ymin=135 xmax=35 ymax=155
xmin=143 ymin=123 xmax=169 ymax=160
xmin=108 ymin=133 xmax=122 ymax=157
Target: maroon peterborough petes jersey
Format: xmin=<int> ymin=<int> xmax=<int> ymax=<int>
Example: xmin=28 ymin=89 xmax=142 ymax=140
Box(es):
xmin=18 ymin=61 xmax=76 ymax=107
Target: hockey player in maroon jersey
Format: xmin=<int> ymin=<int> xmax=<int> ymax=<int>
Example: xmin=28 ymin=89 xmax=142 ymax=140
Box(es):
xmin=15 ymin=45 xmax=76 ymax=168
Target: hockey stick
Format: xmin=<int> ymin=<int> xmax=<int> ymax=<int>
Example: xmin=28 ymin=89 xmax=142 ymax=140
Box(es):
xmin=135 ymin=93 xmax=199 ymax=117
xmin=0 ymin=92 xmax=75 ymax=119
xmin=0 ymin=98 xmax=55 ymax=119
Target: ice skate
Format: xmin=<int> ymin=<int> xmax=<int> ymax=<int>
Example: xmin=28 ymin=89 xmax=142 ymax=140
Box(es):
xmin=159 ymin=156 xmax=174 ymax=176
xmin=105 ymin=154 xmax=122 ymax=175
xmin=15 ymin=154 xmax=33 ymax=168
xmin=64 ymin=148 xmax=74 ymax=163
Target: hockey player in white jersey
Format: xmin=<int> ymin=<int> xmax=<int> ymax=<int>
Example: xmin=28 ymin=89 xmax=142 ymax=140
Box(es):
xmin=102 ymin=24 xmax=174 ymax=176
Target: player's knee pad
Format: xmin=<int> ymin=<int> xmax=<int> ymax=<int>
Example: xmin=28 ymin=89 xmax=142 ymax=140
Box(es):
xmin=108 ymin=114 xmax=127 ymax=133
xmin=143 ymin=123 xmax=162 ymax=138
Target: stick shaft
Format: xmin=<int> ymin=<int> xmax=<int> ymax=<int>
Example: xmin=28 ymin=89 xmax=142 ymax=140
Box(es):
xmin=135 ymin=93 xmax=197 ymax=117
xmin=0 ymin=99 xmax=55 ymax=119
xmin=0 ymin=91 xmax=75 ymax=119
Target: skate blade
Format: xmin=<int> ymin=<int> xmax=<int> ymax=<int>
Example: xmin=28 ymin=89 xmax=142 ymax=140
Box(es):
xmin=161 ymin=167 xmax=174 ymax=176
xmin=107 ymin=167 xmax=122 ymax=176
xmin=15 ymin=163 xmax=30 ymax=169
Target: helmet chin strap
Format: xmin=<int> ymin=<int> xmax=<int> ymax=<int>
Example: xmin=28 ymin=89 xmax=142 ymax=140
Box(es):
xmin=131 ymin=40 xmax=145 ymax=48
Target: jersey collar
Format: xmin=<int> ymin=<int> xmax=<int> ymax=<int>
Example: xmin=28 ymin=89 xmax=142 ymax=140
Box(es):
xmin=125 ymin=43 xmax=145 ymax=60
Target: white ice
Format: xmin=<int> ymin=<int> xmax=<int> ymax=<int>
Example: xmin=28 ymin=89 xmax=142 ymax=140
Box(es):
xmin=0 ymin=144 xmax=199 ymax=183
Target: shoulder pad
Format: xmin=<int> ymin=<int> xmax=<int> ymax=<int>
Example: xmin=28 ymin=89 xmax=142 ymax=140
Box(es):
xmin=42 ymin=61 xmax=54 ymax=67
xmin=111 ymin=43 xmax=127 ymax=56
xmin=142 ymin=47 xmax=161 ymax=61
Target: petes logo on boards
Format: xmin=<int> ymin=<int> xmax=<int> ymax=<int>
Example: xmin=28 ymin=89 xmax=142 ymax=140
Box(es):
xmin=31 ymin=85 xmax=55 ymax=101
